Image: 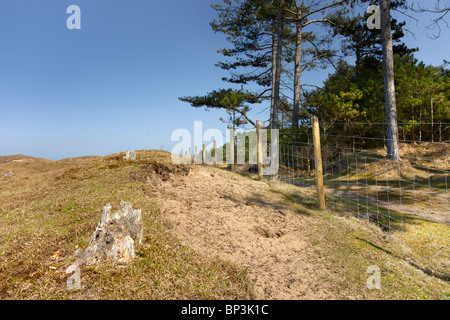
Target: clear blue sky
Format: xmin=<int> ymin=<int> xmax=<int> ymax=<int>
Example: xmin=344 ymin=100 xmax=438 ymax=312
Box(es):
xmin=0 ymin=0 xmax=448 ymax=160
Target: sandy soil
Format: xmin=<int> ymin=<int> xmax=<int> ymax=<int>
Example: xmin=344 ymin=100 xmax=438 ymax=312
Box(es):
xmin=149 ymin=165 xmax=337 ymax=300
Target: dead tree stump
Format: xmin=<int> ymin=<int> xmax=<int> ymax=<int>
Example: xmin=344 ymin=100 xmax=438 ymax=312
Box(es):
xmin=70 ymin=202 xmax=143 ymax=267
xmin=124 ymin=150 xmax=137 ymax=161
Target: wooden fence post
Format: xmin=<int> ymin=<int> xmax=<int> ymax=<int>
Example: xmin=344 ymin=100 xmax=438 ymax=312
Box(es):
xmin=194 ymin=146 xmax=198 ymax=164
xmin=256 ymin=120 xmax=263 ymax=180
xmin=312 ymin=117 xmax=326 ymax=209
xmin=230 ymin=127 xmax=235 ymax=171
xmin=202 ymin=144 xmax=206 ymax=165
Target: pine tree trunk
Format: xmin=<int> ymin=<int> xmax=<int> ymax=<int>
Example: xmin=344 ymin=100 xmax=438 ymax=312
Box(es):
xmin=270 ymin=22 xmax=277 ymax=129
xmin=380 ymin=0 xmax=400 ymax=160
xmin=272 ymin=0 xmax=284 ymax=130
xmin=292 ymin=16 xmax=302 ymax=136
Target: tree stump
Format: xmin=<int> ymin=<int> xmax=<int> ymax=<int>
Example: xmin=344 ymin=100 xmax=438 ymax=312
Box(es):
xmin=70 ymin=202 xmax=143 ymax=267
xmin=124 ymin=150 xmax=137 ymax=161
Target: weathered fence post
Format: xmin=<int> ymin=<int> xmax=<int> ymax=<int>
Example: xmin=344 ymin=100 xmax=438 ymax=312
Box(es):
xmin=230 ymin=127 xmax=235 ymax=171
xmin=312 ymin=117 xmax=326 ymax=209
xmin=257 ymin=120 xmax=263 ymax=181
xmin=213 ymin=140 xmax=217 ymax=167
xmin=202 ymin=144 xmax=206 ymax=165
xmin=194 ymin=146 xmax=198 ymax=164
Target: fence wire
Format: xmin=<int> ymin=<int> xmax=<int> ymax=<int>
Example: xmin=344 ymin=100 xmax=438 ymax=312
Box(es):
xmin=198 ymin=121 xmax=449 ymax=279
xmin=273 ymin=123 xmax=450 ymax=279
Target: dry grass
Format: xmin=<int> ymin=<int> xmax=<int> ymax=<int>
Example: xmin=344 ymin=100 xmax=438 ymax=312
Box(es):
xmin=0 ymin=150 xmax=253 ymax=299
xmin=1 ymin=148 xmax=449 ymax=300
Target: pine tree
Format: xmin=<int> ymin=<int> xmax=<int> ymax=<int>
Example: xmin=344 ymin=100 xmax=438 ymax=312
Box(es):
xmin=284 ymin=0 xmax=352 ymax=132
xmin=210 ymin=0 xmax=289 ymax=128
xmin=179 ymin=89 xmax=259 ymax=128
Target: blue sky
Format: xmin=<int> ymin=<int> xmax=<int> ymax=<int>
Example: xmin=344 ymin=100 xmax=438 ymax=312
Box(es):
xmin=0 ymin=0 xmax=448 ymax=160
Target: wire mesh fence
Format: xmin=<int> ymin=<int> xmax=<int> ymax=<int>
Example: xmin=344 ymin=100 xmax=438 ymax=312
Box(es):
xmin=195 ymin=119 xmax=449 ymax=279
xmin=275 ymin=121 xmax=450 ymax=279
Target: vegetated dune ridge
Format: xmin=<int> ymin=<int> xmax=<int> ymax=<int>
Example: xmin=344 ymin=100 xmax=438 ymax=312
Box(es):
xmin=0 ymin=151 xmax=253 ymax=299
xmin=0 ymin=154 xmax=51 ymax=164
xmin=0 ymin=154 xmax=100 ymax=164
xmin=0 ymin=150 xmax=449 ymax=300
xmin=0 ymin=155 xmax=101 ymax=177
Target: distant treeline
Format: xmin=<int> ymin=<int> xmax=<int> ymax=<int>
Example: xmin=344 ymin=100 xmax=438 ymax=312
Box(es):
xmin=278 ymin=54 xmax=450 ymax=149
